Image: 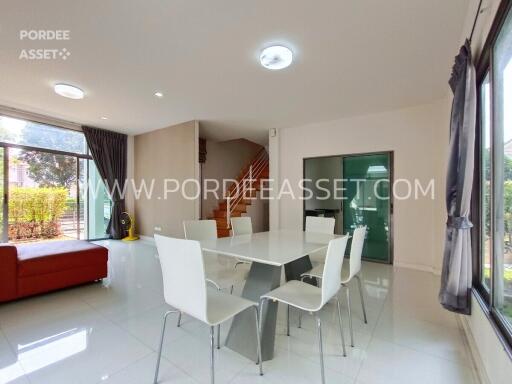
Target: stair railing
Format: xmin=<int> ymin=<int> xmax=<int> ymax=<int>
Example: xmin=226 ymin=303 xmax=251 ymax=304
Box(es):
xmin=226 ymin=149 xmax=269 ymax=229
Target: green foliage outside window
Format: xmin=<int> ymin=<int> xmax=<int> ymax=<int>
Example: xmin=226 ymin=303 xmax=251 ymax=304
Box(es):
xmin=8 ymin=187 xmax=67 ymax=240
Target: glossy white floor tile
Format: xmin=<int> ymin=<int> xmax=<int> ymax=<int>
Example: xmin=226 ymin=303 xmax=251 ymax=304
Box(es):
xmin=97 ymin=353 xmax=196 ymax=384
xmin=18 ymin=324 xmax=152 ymax=384
xmin=0 ymin=329 xmax=29 ymax=384
xmin=0 ymin=240 xmax=478 ymax=384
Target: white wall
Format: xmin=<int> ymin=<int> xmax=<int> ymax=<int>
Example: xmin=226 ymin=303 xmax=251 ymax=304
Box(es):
xmin=461 ymin=296 xmax=511 ymax=384
xmin=245 ymin=194 xmax=269 ymax=233
xmin=125 ymin=135 xmax=135 ymax=215
xmin=270 ymin=98 xmax=450 ymax=272
xmin=134 ymin=121 xmax=199 ymax=238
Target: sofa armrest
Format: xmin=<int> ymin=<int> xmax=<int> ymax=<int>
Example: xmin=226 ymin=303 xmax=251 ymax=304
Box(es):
xmin=0 ymin=245 xmax=18 ymax=301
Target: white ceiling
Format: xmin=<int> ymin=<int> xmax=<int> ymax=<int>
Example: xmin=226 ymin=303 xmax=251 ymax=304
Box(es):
xmin=0 ymin=0 xmax=468 ymax=144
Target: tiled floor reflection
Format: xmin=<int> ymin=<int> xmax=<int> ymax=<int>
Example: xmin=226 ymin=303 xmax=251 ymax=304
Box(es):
xmin=0 ymin=240 xmax=478 ymax=384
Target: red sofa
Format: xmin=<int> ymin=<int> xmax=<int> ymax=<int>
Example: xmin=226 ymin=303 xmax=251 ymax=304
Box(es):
xmin=0 ymin=240 xmax=108 ymax=302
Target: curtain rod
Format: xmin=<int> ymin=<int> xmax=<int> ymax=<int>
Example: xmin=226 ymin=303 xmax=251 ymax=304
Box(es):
xmin=469 ymin=0 xmax=484 ymax=43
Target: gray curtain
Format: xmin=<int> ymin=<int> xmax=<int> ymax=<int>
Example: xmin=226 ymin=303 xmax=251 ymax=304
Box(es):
xmin=83 ymin=126 xmax=127 ymax=240
xmin=439 ymin=40 xmax=476 ymax=315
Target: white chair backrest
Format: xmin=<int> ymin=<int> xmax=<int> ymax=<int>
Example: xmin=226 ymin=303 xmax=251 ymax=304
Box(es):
xmin=154 ymin=234 xmax=208 ymax=323
xmin=320 ymin=235 xmax=349 ymax=306
xmin=231 ymin=217 xmax=253 ymax=236
xmin=305 ymin=216 xmax=335 ymax=234
xmin=348 ymin=226 xmax=367 ymax=279
xmin=183 ymin=220 xmax=217 ymax=240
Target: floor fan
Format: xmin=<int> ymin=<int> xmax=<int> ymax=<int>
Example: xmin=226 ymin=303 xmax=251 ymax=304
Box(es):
xmin=120 ymin=212 xmax=139 ymax=241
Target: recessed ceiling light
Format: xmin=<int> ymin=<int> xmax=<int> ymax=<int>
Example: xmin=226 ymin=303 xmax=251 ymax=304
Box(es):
xmin=54 ymin=83 xmax=84 ymax=99
xmin=154 ymin=91 xmax=164 ymax=98
xmin=260 ymin=45 xmax=293 ymax=70
xmin=100 ymin=116 xmax=108 ymax=120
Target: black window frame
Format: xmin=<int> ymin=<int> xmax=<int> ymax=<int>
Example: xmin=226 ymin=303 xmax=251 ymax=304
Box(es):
xmin=472 ymin=0 xmax=512 ymax=356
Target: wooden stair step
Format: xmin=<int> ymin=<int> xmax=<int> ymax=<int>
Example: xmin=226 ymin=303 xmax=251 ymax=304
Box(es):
xmin=207 ymin=152 xmax=268 ymax=231
xmin=217 ymin=228 xmax=231 ymax=237
xmin=214 ymin=217 xmax=244 ymax=228
xmin=218 ymin=201 xmax=251 ymax=210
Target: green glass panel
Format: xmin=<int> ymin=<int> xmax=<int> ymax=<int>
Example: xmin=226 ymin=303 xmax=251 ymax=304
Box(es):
xmin=343 ymin=153 xmax=390 ymax=262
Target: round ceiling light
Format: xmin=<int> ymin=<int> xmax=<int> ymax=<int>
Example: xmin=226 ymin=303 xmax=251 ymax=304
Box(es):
xmin=54 ymin=83 xmax=84 ymax=99
xmin=260 ymin=45 xmax=293 ymax=70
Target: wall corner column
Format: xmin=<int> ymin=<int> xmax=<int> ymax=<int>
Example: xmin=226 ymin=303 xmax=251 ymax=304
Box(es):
xmin=268 ymin=128 xmax=280 ymax=230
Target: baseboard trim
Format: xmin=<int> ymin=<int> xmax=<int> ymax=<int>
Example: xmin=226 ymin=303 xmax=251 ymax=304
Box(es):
xmin=458 ymin=314 xmax=491 ymax=384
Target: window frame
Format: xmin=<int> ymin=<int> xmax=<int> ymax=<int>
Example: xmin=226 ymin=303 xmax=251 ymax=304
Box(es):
xmin=473 ymin=0 xmax=512 ymax=355
xmin=0 ymin=113 xmax=111 ymax=242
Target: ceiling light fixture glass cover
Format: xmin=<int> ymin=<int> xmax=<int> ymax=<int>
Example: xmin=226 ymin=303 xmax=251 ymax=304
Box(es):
xmin=54 ymin=83 xmax=84 ymax=99
xmin=260 ymin=45 xmax=293 ymax=70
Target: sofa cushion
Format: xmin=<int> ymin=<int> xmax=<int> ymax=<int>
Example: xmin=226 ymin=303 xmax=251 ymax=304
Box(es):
xmin=17 ymin=240 xmax=108 ymax=277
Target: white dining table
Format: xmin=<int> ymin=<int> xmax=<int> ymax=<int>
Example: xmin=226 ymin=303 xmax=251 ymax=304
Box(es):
xmin=200 ymin=229 xmax=339 ymax=361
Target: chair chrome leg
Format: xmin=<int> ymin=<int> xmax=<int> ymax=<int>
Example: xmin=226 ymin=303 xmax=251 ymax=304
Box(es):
xmin=345 ymin=286 xmax=354 ymax=347
xmin=258 ymin=297 xmax=267 ymax=349
xmin=355 ymin=275 xmax=368 ymax=324
xmin=286 ymin=305 xmax=290 ymax=336
xmin=176 ymin=311 xmax=182 ymax=327
xmin=335 ymin=295 xmax=347 ymax=357
xmin=217 ymin=324 xmax=221 ymax=349
xmin=210 ymin=326 xmax=215 ymax=384
xmin=230 ymin=285 xmax=234 ymax=295
xmin=259 ymin=298 xmax=266 ymax=333
xmin=297 ymin=274 xmax=308 ymax=330
xmin=254 ymin=306 xmax=264 ymax=375
xmin=316 ymin=315 xmax=326 ymax=384
xmin=154 ymin=310 xmax=177 ymax=384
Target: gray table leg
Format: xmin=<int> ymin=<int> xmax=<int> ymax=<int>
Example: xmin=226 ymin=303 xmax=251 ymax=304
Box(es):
xmin=225 ymin=262 xmax=281 ymax=361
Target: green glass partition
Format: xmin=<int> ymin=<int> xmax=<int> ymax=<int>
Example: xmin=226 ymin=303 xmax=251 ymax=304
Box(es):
xmin=342 ymin=153 xmax=391 ymax=263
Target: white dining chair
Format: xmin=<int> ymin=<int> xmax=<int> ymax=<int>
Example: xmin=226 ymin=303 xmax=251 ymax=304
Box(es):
xmin=301 ymin=226 xmax=368 ymax=347
xmin=153 ymin=235 xmax=263 ymax=384
xmin=260 ymin=236 xmax=349 ymax=384
xmin=305 ymin=216 xmax=336 ymax=265
xmin=305 ymin=216 xmax=336 ymax=235
xmin=231 ymin=216 xmax=253 ymax=235
xmin=182 ymin=220 xmax=247 ymax=331
xmin=285 ymin=216 xmax=337 ymax=335
xmin=230 ymin=217 xmax=253 ymax=269
xmin=184 ymin=219 xmax=246 ymax=291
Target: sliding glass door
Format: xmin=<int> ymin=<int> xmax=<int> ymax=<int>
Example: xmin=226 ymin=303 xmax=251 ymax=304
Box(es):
xmin=342 ymin=153 xmax=392 ymax=263
xmin=0 ymin=115 xmax=110 ymax=242
xmin=303 ymin=152 xmax=393 ymax=264
xmin=85 ymin=159 xmax=111 ymax=239
xmin=7 ymin=148 xmax=81 ymax=242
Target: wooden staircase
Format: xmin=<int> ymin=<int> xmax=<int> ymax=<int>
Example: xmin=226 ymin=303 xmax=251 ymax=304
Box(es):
xmin=209 ymin=149 xmax=269 ymax=237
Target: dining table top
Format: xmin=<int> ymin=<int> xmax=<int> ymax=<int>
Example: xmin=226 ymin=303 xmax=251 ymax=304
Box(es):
xmin=200 ymin=229 xmax=340 ymax=266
